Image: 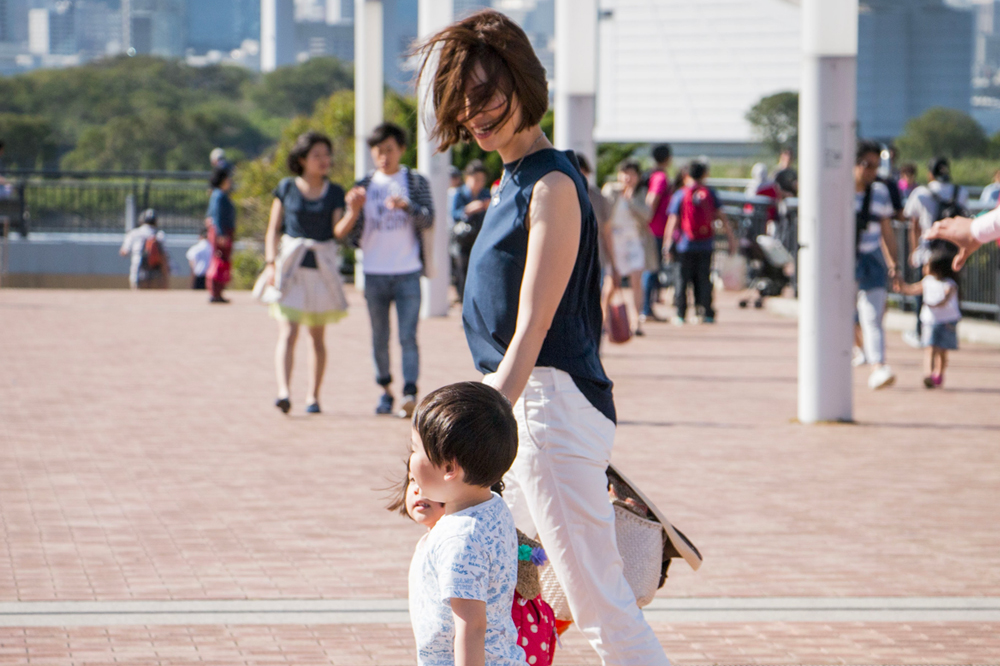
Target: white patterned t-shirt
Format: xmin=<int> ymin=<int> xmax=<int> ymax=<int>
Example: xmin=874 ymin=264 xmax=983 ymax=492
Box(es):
xmin=407 ymin=493 xmax=526 ymax=666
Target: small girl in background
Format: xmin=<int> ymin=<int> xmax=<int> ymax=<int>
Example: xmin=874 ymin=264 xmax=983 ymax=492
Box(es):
xmin=389 ymin=467 xmax=558 ymax=666
xmin=896 ymin=248 xmax=962 ymax=387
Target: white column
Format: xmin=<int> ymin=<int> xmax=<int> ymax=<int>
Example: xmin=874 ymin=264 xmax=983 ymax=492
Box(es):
xmin=354 ymin=0 xmax=383 ymax=181
xmin=418 ymin=0 xmax=454 ymax=318
xmin=554 ymin=0 xmax=597 ymax=171
xmin=261 ymin=0 xmax=295 ymax=73
xmin=797 ymin=0 xmax=858 ymax=424
xmin=354 ymin=0 xmax=384 ymax=287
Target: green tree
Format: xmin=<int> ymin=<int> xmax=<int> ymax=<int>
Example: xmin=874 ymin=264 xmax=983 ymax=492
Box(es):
xmin=746 ymin=91 xmax=799 ymax=153
xmin=0 ymin=114 xmax=57 ymax=169
xmin=896 ymin=107 xmax=988 ymax=160
xmin=247 ymin=57 xmax=354 ymax=117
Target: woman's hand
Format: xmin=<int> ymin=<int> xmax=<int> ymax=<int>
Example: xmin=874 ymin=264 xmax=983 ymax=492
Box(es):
xmin=263 ymin=263 xmax=276 ymax=286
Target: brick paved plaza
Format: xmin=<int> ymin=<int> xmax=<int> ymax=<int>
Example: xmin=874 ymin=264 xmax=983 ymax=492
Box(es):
xmin=1 ymin=287 xmax=999 ymax=665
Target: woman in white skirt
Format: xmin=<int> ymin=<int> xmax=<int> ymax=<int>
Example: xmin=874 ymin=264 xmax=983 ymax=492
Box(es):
xmin=261 ymin=132 xmax=348 ymax=415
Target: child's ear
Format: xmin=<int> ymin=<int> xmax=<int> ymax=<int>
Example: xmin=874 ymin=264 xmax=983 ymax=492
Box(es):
xmin=442 ymin=461 xmax=461 ymax=482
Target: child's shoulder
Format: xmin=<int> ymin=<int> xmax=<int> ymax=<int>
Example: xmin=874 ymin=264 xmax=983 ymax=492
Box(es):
xmin=430 ymin=496 xmax=513 ymax=545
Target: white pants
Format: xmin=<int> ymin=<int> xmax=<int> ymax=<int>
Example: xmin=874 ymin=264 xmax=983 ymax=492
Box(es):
xmin=857 ymin=288 xmax=887 ymax=365
xmin=503 ymin=367 xmax=670 ymax=666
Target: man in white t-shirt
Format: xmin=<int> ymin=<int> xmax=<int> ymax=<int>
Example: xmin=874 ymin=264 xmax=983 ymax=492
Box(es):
xmin=338 ymin=123 xmax=434 ymax=418
xmin=902 ymin=157 xmax=967 ymax=346
xmin=854 ymin=141 xmax=900 ymax=390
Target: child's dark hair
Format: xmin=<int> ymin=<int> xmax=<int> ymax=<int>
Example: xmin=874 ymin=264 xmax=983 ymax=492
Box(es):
xmin=927 ymin=246 xmax=960 ymax=296
xmin=413 ymin=382 xmax=517 ymax=488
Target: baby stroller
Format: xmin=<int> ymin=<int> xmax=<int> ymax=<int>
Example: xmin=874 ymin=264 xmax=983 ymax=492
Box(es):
xmin=738 ymin=234 xmax=794 ymax=309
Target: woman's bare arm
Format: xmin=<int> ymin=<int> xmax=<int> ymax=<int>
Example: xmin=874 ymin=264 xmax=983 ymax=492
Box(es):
xmin=263 ymin=199 xmax=283 ymax=283
xmin=486 ymin=172 xmax=581 ymax=405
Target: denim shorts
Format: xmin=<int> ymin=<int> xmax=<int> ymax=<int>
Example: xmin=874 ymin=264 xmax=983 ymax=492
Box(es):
xmin=922 ymin=322 xmax=959 ymax=350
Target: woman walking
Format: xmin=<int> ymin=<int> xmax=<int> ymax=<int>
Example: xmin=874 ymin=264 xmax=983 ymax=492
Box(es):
xmin=206 ymin=167 xmax=236 ymax=303
xmin=262 ymin=131 xmax=348 ymax=415
xmin=417 ymin=10 xmax=671 ymax=666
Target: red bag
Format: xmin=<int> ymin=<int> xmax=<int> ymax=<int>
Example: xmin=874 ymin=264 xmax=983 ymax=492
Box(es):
xmin=142 ymin=235 xmax=165 ymax=270
xmin=680 ymin=184 xmax=717 ymax=241
xmin=207 ymin=257 xmax=231 ymax=285
xmin=607 ymin=290 xmax=632 ymax=344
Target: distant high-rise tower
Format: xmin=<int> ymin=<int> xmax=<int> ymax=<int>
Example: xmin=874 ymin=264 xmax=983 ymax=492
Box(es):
xmin=261 ymin=0 xmax=295 ymax=71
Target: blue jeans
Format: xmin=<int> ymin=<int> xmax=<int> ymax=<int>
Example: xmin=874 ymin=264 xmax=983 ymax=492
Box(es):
xmin=364 ymin=271 xmax=421 ymax=396
xmin=641 ymin=236 xmax=664 ymax=316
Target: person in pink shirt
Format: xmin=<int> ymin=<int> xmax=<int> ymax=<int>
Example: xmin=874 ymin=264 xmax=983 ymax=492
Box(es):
xmin=642 ymin=144 xmax=672 ymax=322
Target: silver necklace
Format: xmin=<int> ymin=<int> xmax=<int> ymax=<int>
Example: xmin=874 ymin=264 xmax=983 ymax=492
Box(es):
xmin=492 ymin=133 xmax=546 ymax=206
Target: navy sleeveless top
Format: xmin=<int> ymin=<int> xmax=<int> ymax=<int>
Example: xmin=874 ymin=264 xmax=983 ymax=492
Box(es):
xmin=462 ymin=149 xmax=615 ymax=423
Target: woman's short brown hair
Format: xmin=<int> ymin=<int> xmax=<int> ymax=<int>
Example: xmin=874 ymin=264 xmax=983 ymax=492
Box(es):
xmin=416 ymin=10 xmax=548 ymax=150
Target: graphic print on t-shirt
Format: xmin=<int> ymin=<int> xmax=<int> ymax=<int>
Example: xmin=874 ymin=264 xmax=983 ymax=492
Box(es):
xmin=362 ymin=170 xmax=422 ymax=275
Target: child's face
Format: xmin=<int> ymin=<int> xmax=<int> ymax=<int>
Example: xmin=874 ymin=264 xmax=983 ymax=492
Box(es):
xmin=409 ymin=428 xmax=456 ymax=504
xmin=404 ymin=474 xmax=445 ymax=529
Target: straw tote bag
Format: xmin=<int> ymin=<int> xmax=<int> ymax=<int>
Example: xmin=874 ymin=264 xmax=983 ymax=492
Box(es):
xmin=539 ymin=464 xmax=702 ymax=621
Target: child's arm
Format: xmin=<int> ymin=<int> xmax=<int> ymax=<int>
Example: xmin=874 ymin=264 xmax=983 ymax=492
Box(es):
xmin=451 ymin=598 xmax=487 ymax=666
xmin=895 ymin=279 xmax=923 ymax=296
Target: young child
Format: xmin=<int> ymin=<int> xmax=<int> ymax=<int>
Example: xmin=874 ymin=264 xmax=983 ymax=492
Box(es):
xmin=896 ymin=249 xmax=962 ymax=387
xmin=389 ymin=468 xmax=557 ymax=666
xmin=405 ymin=382 xmax=528 ymax=666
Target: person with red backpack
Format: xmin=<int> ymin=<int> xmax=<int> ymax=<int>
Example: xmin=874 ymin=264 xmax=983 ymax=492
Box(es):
xmin=119 ymin=208 xmax=170 ymax=289
xmin=662 ymin=161 xmax=737 ymax=324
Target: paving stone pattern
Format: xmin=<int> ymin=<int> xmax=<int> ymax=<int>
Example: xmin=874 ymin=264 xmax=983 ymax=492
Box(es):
xmin=1 ymin=289 xmax=998 ymax=664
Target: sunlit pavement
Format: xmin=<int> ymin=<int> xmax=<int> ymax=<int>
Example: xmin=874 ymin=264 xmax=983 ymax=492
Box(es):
xmin=1 ymin=288 xmax=998 ymax=665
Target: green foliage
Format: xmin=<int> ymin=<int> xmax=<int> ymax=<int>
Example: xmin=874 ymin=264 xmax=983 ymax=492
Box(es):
xmin=746 ymin=91 xmax=799 ymax=154
xmin=247 ymin=57 xmax=354 ymax=117
xmin=231 ymin=248 xmax=266 ymax=290
xmin=896 ymin=107 xmax=988 ymax=160
xmin=0 ymin=55 xmax=353 ymax=172
xmin=0 ymin=114 xmax=57 ymax=168
xmin=944 ymin=158 xmax=1000 ymax=187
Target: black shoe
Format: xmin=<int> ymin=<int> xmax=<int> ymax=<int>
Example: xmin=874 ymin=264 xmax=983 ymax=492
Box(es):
xmin=376 ymin=393 xmax=394 ymax=415
xmin=209 ymin=296 xmax=230 ymax=304
xmin=305 ymin=403 xmax=321 ymax=414
xmin=275 ymin=398 xmax=291 ymax=414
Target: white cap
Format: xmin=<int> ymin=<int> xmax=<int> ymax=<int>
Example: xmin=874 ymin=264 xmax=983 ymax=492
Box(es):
xmin=210 ymin=148 xmax=226 ymax=164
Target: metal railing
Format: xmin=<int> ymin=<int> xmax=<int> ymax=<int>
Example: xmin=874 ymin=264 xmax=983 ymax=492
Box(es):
xmin=2 ymin=171 xmax=212 ymax=235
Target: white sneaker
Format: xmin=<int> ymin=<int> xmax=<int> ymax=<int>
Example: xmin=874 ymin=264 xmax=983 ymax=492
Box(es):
xmin=852 ymin=347 xmax=867 ymax=367
xmin=902 ymin=330 xmax=922 ymax=349
xmin=868 ymin=365 xmax=896 ymax=390
xmin=397 ymin=394 xmax=417 ymax=420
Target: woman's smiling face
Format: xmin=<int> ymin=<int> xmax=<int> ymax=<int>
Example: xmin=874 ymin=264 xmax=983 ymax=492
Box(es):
xmin=460 ymin=62 xmax=522 ymax=154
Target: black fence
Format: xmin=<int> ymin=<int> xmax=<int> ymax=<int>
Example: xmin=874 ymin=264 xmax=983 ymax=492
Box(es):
xmin=3 ymin=170 xmax=211 ymax=235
